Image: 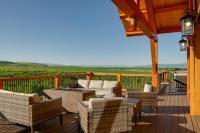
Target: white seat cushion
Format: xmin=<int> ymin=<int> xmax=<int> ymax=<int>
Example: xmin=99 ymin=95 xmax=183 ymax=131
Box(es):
xmin=104 ymin=93 xmax=116 ymax=98
xmin=144 ymin=84 xmax=153 ymax=92
xmin=103 ymin=80 xmax=119 ymax=89
xmin=89 ymin=80 xmax=103 ymax=89
xmin=78 ymin=80 xmax=90 ymax=88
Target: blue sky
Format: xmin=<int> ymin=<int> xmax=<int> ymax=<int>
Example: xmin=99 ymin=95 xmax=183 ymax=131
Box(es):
xmin=0 ymin=0 xmax=186 ymax=66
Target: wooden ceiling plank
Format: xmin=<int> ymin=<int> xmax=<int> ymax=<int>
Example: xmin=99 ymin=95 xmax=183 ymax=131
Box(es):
xmin=112 ymin=0 xmax=157 ymax=39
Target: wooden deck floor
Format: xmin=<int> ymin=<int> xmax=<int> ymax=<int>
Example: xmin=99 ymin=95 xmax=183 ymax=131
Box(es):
xmin=1 ymin=86 xmax=200 ymax=133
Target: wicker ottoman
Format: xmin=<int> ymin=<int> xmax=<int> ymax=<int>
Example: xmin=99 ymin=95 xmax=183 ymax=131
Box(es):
xmin=44 ymin=89 xmax=95 ymax=113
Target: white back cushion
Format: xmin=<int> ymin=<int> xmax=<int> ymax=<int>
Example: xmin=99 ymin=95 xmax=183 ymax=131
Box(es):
xmin=103 ymin=81 xmax=119 ymax=89
xmin=144 ymin=84 xmax=153 ymax=92
xmin=89 ymin=80 xmax=103 ymax=89
xmin=78 ymin=80 xmax=90 ymax=88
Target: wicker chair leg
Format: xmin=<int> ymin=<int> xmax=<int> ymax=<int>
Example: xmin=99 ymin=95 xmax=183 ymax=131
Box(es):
xmin=155 ymin=106 xmax=158 ymax=114
xmin=78 ymin=112 xmax=81 ymax=133
xmin=30 ymin=125 xmax=34 ymax=133
xmin=60 ymin=115 xmax=63 ymax=124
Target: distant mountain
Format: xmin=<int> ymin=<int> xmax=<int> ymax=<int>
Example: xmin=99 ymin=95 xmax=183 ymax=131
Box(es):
xmin=140 ymin=63 xmax=186 ymax=68
xmin=16 ymin=62 xmax=48 ymax=66
xmin=0 ymin=61 xmax=47 ymax=66
xmin=79 ymin=63 xmax=187 ymax=68
xmin=46 ymin=63 xmax=65 ymax=66
xmin=0 ymin=61 xmax=15 ymax=65
xmin=0 ymin=60 xmax=187 ymax=68
xmin=158 ymin=63 xmax=186 ymax=68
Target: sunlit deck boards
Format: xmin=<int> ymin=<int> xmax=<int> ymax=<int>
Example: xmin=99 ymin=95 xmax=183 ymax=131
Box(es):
xmin=1 ymin=86 xmax=200 ymax=133
xmin=133 ymin=89 xmax=200 ymax=133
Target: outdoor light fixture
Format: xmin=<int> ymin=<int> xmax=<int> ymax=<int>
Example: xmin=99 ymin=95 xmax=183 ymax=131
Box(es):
xmin=125 ymin=17 xmax=134 ymax=25
xmin=179 ymin=36 xmax=188 ymax=51
xmin=180 ymin=10 xmax=195 ymax=36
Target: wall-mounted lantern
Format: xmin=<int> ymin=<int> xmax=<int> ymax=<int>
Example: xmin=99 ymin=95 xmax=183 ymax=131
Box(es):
xmin=180 ymin=13 xmax=195 ymax=36
xmin=179 ymin=36 xmax=188 ymax=51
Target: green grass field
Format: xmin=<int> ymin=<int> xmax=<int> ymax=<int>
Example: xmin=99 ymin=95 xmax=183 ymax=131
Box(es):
xmin=0 ymin=64 xmax=155 ymax=78
xmin=0 ymin=64 xmax=180 ymax=94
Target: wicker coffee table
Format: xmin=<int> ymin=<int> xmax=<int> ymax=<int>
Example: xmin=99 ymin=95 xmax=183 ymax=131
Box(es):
xmin=128 ymin=98 xmax=142 ymax=125
xmin=44 ymin=88 xmax=95 ymax=113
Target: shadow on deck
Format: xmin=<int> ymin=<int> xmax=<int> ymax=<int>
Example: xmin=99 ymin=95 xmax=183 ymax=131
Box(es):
xmin=0 ymin=85 xmax=200 ymax=133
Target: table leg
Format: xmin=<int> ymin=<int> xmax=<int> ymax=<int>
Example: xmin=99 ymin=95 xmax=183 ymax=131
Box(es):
xmin=134 ymin=114 xmax=137 ymax=125
xmin=139 ymin=110 xmax=142 ymax=119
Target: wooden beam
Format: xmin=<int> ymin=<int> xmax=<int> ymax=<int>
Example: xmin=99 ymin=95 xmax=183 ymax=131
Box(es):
xmin=140 ymin=2 xmax=187 ymax=14
xmin=154 ymin=2 xmax=187 ymax=14
xmin=126 ymin=25 xmax=181 ymax=36
xmin=112 ymin=0 xmax=157 ymax=39
xmin=144 ymin=0 xmax=157 ymax=32
xmin=157 ymin=26 xmax=181 ymax=34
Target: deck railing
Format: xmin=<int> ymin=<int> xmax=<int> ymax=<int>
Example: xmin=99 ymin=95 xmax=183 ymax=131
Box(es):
xmin=92 ymin=73 xmax=152 ymax=90
xmin=0 ymin=72 xmax=153 ymax=94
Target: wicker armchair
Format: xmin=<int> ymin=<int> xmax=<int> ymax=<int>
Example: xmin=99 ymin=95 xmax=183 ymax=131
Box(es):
xmin=78 ymin=97 xmax=132 ymax=133
xmin=127 ymin=90 xmax=158 ymax=113
xmin=0 ymin=90 xmax=63 ymax=133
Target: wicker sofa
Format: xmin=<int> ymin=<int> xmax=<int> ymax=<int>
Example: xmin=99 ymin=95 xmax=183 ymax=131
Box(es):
xmin=78 ymin=97 xmax=132 ymax=133
xmin=0 ymin=90 xmax=63 ymax=133
xmin=77 ymin=80 xmax=122 ymax=97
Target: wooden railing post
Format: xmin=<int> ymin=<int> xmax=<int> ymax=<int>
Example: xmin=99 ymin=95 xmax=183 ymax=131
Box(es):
xmin=0 ymin=80 xmax=3 ymax=89
xmin=87 ymin=72 xmax=93 ymax=80
xmin=116 ymin=74 xmax=121 ymax=82
xmin=116 ymin=74 xmax=124 ymax=92
xmin=54 ymin=76 xmax=61 ymax=89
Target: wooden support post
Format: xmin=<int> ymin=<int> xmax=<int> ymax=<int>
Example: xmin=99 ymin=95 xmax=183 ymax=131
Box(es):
xmin=150 ymin=38 xmax=159 ymax=91
xmin=54 ymin=76 xmax=61 ymax=89
xmin=187 ymin=46 xmax=190 ymax=98
xmin=189 ymin=19 xmax=200 ymax=115
xmin=0 ymin=80 xmax=3 ymax=89
xmin=86 ymin=72 xmax=93 ymax=80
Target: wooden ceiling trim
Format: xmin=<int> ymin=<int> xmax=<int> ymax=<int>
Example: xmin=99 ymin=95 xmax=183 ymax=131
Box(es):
xmin=112 ymin=0 xmax=157 ymax=39
xmin=126 ymin=31 xmax=145 ymax=36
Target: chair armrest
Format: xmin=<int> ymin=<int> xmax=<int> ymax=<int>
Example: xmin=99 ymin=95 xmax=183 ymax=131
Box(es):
xmin=78 ymin=102 xmax=90 ymax=119
xmin=78 ymin=102 xmax=90 ymax=132
xmin=29 ymin=98 xmax=62 ymax=125
xmin=111 ymin=86 xmax=122 ymax=97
